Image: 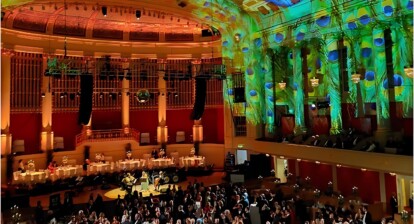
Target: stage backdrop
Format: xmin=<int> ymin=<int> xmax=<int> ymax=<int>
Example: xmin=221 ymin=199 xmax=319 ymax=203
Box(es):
xmin=91 ymin=110 xmax=122 ymax=130
xmin=166 ymin=109 xmax=193 ymax=143
xmin=52 ymin=112 xmax=82 ymax=150
xmin=130 ymin=110 xmax=158 ymax=145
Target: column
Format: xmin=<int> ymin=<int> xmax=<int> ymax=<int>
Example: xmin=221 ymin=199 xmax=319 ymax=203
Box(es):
xmin=295 ymin=159 xmax=300 ymax=176
xmin=379 ymin=172 xmax=387 ymax=211
xmin=372 ymin=27 xmax=390 ymax=144
xmin=332 ymin=165 xmax=338 ymax=192
xmin=41 ymin=54 xmax=54 ymax=151
xmin=325 ymin=35 xmax=343 ymax=134
xmin=157 ymin=59 xmax=168 ymax=143
xmin=1 ymin=49 xmax=13 ymax=155
xmin=121 ymin=60 xmax=130 ymax=134
xmin=293 ymin=47 xmax=306 ymax=134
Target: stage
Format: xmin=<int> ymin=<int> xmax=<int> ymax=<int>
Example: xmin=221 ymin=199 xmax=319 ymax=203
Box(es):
xmin=104 ymin=183 xmax=177 ymax=199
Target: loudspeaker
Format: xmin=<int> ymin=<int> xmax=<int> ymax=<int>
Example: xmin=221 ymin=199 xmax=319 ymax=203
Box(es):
xmin=234 ymin=87 xmax=245 ymax=103
xmin=190 ymin=78 xmax=207 ymax=120
xmin=78 ymin=75 xmax=93 ymax=125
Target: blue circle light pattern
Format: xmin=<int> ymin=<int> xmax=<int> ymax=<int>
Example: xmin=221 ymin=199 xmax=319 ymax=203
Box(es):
xmin=359 ymin=15 xmax=371 ymax=25
xmin=249 ymin=90 xmax=257 ymax=97
xmin=328 ymin=50 xmax=339 ymax=62
xmin=383 ymin=6 xmax=394 ymax=16
xmin=268 ymin=96 xmax=274 ymax=102
xmin=365 ymin=71 xmax=375 ymax=81
xmin=348 ymin=22 xmax=357 ymax=30
xmin=267 ymin=110 xmax=274 ymax=117
xmin=361 ymin=48 xmax=372 ymax=58
xmin=222 ymin=41 xmax=229 ymax=47
xmin=254 ymin=38 xmax=262 ymax=47
xmin=296 ymin=32 xmax=305 ymax=41
xmin=242 ymin=47 xmax=249 ymax=53
xmin=374 ymin=38 xmax=384 ymax=47
xmin=275 ymin=33 xmax=284 ymax=43
xmin=292 ymin=82 xmax=298 ymax=90
xmin=247 ymin=68 xmax=254 ymax=75
xmin=383 ymin=74 xmax=404 ymax=89
xmin=227 ymin=88 xmax=234 ymax=95
xmin=265 ymin=82 xmax=273 ymax=89
xmin=316 ymin=16 xmax=331 ymax=27
xmin=408 ymin=1 xmax=413 ymax=10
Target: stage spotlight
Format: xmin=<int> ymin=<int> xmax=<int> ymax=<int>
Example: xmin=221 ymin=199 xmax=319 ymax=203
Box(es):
xmin=102 ymin=6 xmax=107 ymax=17
xmin=135 ymin=10 xmax=141 ymax=20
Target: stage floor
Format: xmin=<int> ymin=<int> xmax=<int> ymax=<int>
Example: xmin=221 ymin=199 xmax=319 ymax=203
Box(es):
xmin=104 ymin=183 xmax=178 ymax=199
xmin=28 ymin=172 xmax=226 ymax=208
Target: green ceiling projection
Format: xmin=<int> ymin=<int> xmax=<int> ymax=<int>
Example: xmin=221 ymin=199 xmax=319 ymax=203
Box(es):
xmin=191 ymin=0 xmax=413 ymax=134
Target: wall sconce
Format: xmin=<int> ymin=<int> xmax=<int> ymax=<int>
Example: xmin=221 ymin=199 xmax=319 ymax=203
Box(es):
xmin=351 ymin=73 xmax=361 ymax=83
xmin=278 ymin=82 xmax=286 ymax=90
xmin=310 ymin=77 xmax=319 ymax=87
xmin=404 ymin=66 xmax=413 ymax=78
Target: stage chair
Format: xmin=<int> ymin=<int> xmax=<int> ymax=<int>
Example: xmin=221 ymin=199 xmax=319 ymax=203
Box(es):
xmin=140 ymin=133 xmax=151 ymax=145
xmin=12 ymin=140 xmax=25 ymax=154
xmin=176 ymin=131 xmax=185 ymax=143
xmin=53 ymin=137 xmax=64 ymax=150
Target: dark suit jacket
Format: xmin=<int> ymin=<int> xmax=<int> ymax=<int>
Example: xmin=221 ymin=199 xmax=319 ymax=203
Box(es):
xmin=363 ymin=212 xmax=372 ymax=224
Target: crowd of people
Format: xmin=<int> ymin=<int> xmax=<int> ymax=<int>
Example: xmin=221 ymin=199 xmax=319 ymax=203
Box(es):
xmin=29 ymin=177 xmax=407 ymax=224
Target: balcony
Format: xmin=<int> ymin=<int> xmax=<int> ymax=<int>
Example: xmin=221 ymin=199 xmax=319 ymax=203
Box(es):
xmin=75 ymin=128 xmax=140 ymax=146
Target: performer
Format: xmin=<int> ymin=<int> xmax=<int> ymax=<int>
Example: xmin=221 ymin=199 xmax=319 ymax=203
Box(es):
xmin=154 ymin=171 xmax=165 ymax=191
xmin=121 ymin=173 xmax=135 ymax=194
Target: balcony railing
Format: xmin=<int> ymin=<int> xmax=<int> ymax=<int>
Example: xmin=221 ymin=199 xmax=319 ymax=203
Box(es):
xmin=75 ymin=128 xmax=140 ymax=146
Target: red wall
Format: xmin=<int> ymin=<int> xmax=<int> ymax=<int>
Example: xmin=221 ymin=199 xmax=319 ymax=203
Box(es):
xmin=52 ymin=112 xmax=82 ymax=150
xmin=10 ymin=113 xmax=42 ymax=154
xmin=130 ymin=110 xmax=158 ymax=145
xmin=91 ymin=110 xmax=122 ymax=130
xmin=336 ymin=167 xmax=381 ymax=204
xmin=202 ymin=107 xmax=224 ymax=144
xmin=384 ymin=173 xmax=397 ymax=214
xmin=166 ymin=109 xmax=194 ymax=143
xmin=298 ymin=161 xmax=333 ymax=191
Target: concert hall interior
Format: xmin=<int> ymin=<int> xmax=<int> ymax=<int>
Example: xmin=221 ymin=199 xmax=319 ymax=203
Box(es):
xmin=1 ymin=0 xmax=413 ymax=223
